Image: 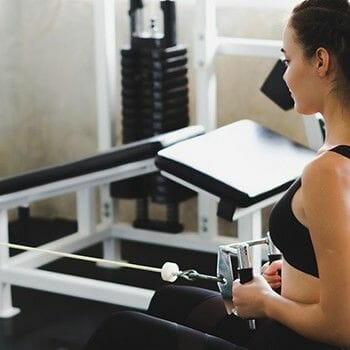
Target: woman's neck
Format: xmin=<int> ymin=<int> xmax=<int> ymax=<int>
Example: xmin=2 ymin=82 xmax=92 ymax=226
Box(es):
xmin=319 ymin=98 xmax=350 ymax=150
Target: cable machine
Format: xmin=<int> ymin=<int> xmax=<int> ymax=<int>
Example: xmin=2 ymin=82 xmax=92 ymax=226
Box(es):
xmin=110 ymin=0 xmax=195 ymax=234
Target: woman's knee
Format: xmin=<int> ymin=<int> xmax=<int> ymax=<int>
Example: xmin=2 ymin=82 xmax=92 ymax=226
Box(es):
xmin=149 ymin=285 xmax=218 ymax=318
xmin=148 ymin=285 xmax=227 ymax=333
xmin=85 ymin=311 xmax=147 ymax=349
xmin=100 ymin=310 xmax=142 ymax=331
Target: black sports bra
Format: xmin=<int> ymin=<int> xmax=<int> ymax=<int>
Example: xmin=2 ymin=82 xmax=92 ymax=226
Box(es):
xmin=269 ymin=145 xmax=350 ymax=278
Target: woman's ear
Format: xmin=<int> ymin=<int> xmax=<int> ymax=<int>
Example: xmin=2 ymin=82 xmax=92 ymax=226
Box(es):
xmin=315 ymin=47 xmax=330 ymax=77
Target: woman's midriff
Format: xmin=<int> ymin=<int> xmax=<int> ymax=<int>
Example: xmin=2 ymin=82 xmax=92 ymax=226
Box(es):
xmin=281 ymin=259 xmax=320 ymax=304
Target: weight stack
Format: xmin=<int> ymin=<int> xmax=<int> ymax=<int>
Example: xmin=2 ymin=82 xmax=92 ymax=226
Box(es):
xmin=110 ymin=0 xmax=195 ymax=233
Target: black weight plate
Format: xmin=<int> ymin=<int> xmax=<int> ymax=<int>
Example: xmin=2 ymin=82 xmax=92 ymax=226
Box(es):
xmin=140 ymin=67 xmax=188 ymax=81
xmin=141 ymin=105 xmax=188 ymax=117
xmin=150 ymin=45 xmax=187 ymax=59
xmin=140 ymin=77 xmax=188 ymax=91
xmin=140 ymin=56 xmax=188 ymax=71
xmin=142 ymin=119 xmax=189 ymax=131
xmin=141 ymin=110 xmax=189 ymax=122
xmin=141 ymin=87 xmax=188 ymax=101
xmin=120 ymin=47 xmax=137 ymax=58
xmin=142 ymin=96 xmax=189 ymax=109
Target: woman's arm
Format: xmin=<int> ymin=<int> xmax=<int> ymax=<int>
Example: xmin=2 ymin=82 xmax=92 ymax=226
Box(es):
xmin=265 ymin=153 xmax=350 ymax=346
xmin=232 ymin=153 xmax=350 ymax=346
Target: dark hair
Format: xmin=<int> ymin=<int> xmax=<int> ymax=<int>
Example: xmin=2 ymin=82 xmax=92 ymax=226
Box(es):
xmin=289 ymin=0 xmax=350 ymax=101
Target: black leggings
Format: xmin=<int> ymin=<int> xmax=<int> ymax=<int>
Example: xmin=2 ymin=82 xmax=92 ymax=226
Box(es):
xmin=84 ymin=285 xmax=341 ymax=350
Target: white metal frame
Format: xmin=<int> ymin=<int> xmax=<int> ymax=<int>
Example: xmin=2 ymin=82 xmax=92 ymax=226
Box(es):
xmin=0 ymin=156 xmax=239 ymax=318
xmin=0 ymin=159 xmax=160 ymax=318
xmin=93 ymin=0 xmax=121 ymax=264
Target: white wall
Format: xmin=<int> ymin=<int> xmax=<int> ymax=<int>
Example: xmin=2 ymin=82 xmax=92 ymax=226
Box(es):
xmin=0 ymin=0 xmax=23 ymax=175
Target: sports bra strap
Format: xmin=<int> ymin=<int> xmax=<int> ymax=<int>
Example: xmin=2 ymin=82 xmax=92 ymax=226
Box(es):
xmin=328 ymin=145 xmax=350 ymax=158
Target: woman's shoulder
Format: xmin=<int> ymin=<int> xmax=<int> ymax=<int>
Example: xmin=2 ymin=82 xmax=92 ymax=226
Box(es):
xmin=302 ymin=146 xmax=350 ymax=191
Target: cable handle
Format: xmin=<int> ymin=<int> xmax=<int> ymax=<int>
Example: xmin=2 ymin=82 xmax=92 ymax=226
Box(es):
xmin=266 ymin=231 xmax=282 ymax=281
xmin=267 ymin=231 xmax=282 ymax=278
xmin=236 ymin=244 xmax=256 ymax=330
xmin=268 ymin=254 xmax=282 ymax=264
xmin=267 ymin=253 xmax=282 ymax=294
xmin=268 ymin=253 xmax=282 ymax=275
xmin=237 ymin=267 xmax=253 ymax=284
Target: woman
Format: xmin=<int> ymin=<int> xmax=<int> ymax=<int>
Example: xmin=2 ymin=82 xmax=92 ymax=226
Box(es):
xmin=85 ymin=1 xmax=350 ymax=349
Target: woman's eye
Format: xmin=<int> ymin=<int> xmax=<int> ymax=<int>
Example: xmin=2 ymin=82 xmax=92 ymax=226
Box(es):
xmin=282 ymin=59 xmax=290 ymax=67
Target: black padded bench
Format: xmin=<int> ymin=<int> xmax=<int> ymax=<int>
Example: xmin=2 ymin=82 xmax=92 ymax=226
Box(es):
xmin=156 ymin=119 xmax=316 ymax=221
xmin=0 ymin=126 xmax=204 ymax=198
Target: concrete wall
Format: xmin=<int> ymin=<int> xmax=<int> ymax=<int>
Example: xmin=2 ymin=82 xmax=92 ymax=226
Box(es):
xmin=0 ymin=0 xmax=304 ymax=232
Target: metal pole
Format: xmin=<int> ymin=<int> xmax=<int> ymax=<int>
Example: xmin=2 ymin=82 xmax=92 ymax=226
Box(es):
xmin=93 ymin=0 xmax=118 ymax=260
xmin=194 ymin=0 xmax=218 ymax=237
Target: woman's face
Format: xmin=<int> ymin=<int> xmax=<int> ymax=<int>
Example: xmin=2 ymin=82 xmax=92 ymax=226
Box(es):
xmin=282 ymin=25 xmax=323 ymax=115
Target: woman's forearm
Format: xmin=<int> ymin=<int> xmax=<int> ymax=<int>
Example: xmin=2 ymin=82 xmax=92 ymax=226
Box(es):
xmin=263 ymin=292 xmax=350 ymax=347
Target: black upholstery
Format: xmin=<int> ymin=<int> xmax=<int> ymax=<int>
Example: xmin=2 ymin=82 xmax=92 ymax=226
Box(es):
xmin=260 ymin=59 xmax=294 ymax=111
xmin=0 ymin=142 xmax=161 ymax=196
xmin=156 ymin=120 xmax=316 ymax=213
xmin=0 ymin=126 xmax=204 ymax=196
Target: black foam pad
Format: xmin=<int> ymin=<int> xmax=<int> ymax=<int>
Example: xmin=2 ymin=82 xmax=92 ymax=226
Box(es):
xmin=156 ymin=120 xmax=315 ymax=217
xmin=0 ymin=142 xmax=161 ymax=196
xmin=0 ymin=126 xmax=204 ymax=196
xmin=260 ymin=60 xmax=294 ymax=111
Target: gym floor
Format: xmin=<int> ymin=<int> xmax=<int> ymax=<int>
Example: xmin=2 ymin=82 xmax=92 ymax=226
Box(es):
xmin=0 ymin=216 xmax=218 ymax=350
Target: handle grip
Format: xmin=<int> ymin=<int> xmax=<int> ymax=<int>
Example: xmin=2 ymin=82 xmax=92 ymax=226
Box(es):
xmin=237 ymin=267 xmax=255 ymax=330
xmin=268 ymin=253 xmax=282 ymax=264
xmin=268 ymin=253 xmax=282 ymax=294
xmin=237 ymin=267 xmax=253 ymax=284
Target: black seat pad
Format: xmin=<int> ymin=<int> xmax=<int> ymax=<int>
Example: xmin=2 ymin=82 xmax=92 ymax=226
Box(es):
xmin=156 ymin=120 xmax=315 ymax=208
xmin=0 ymin=142 xmax=161 ymax=196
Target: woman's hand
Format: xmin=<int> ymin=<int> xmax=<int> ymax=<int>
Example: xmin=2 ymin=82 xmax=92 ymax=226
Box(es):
xmin=231 ymin=275 xmax=274 ymax=319
xmin=261 ymin=260 xmax=282 ymax=290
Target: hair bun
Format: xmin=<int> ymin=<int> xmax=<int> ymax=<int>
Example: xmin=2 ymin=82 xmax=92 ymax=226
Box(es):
xmin=296 ymin=0 xmax=349 ymax=13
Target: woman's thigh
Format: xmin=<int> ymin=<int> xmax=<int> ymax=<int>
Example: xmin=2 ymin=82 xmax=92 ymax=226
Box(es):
xmin=149 ymin=285 xmax=253 ymax=346
xmin=84 ymin=310 xmax=247 ymax=350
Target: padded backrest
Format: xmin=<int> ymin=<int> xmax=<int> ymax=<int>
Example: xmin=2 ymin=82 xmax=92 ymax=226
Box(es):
xmin=156 ymin=120 xmax=316 ymax=217
xmin=0 ymin=125 xmax=205 ymax=195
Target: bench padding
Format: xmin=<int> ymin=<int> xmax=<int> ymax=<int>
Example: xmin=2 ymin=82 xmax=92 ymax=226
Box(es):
xmin=0 ymin=126 xmax=204 ymax=195
xmin=156 ymin=120 xmax=315 ymax=210
xmin=0 ymin=143 xmax=161 ymax=196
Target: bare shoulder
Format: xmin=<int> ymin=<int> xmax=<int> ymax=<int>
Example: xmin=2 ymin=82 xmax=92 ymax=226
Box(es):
xmin=302 ymin=149 xmax=350 ymax=194
xmin=301 ymin=149 xmax=350 ymax=248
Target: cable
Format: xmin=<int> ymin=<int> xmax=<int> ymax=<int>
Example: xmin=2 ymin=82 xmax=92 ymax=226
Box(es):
xmin=0 ymin=241 xmax=162 ymax=274
xmin=0 ymin=242 xmax=221 ymax=283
